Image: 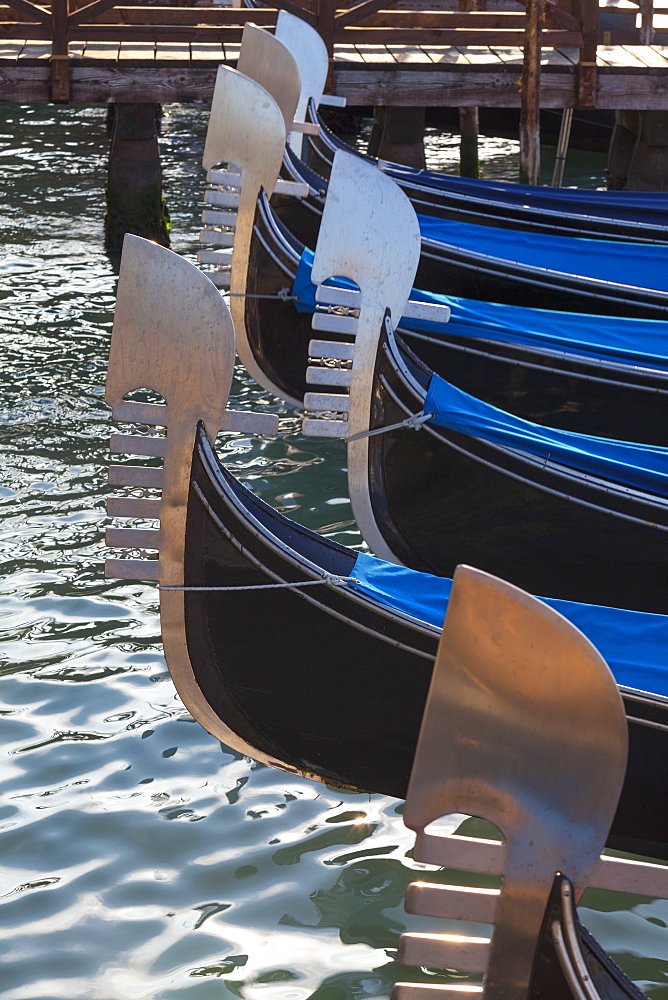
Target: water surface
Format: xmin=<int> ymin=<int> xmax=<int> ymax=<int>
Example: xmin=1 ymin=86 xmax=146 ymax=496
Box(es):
xmin=0 ymin=103 xmax=666 ymax=1000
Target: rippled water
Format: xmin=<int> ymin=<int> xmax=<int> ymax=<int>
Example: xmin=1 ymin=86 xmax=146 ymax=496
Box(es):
xmin=1 ymin=103 xmax=667 ymax=1000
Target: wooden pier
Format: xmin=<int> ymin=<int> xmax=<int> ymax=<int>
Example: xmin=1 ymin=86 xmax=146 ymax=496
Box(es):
xmin=1 ymin=1 xmax=668 ymax=109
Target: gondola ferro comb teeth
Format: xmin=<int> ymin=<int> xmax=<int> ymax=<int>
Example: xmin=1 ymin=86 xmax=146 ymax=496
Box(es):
xmin=272 ymin=178 xmax=310 ymax=199
xmin=198 ymin=249 xmax=233 ymax=267
xmin=402 ymin=299 xmax=452 ymax=326
xmin=308 ymin=340 xmax=355 ymax=364
xmin=235 ymin=20 xmax=324 ymax=185
xmin=393 ymin=565 xmax=631 ymax=1000
xmin=201 ymin=208 xmax=237 ymax=229
xmin=289 ymin=121 xmax=321 ymax=137
xmin=305 ymin=366 xmax=351 ymax=389
xmin=311 ymin=309 xmax=359 ymax=337
xmin=104 ymin=233 xmax=278 ymax=586
xmin=203 ymin=188 xmax=240 ymax=211
xmin=306 ymin=340 xmax=354 ymax=395
xmin=302 ymin=391 xmax=349 ymax=439
xmin=206 ymin=167 xmax=242 ymax=188
xmin=199 ymin=228 xmax=235 ymax=249
xmin=315 ymin=284 xmax=362 ymax=313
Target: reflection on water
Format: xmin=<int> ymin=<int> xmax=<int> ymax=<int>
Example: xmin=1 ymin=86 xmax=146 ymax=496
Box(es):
xmin=0 ymin=102 xmax=666 ymax=1000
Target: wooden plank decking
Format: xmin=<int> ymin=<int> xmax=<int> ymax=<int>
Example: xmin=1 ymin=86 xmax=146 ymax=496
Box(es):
xmin=1 ymin=38 xmax=668 ymax=105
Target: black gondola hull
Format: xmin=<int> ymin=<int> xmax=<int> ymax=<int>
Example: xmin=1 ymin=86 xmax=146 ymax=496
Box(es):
xmin=183 ymin=425 xmax=668 ymax=862
xmin=248 ymin=196 xmax=668 ymax=443
xmin=365 ymin=332 xmax=668 ymax=612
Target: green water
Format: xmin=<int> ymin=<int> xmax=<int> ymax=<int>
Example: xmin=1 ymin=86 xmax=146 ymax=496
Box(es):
xmin=1 ymin=103 xmax=667 ymax=1000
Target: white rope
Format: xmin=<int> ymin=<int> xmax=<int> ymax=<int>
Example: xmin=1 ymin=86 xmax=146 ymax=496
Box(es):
xmin=227 ymin=288 xmax=298 ymax=302
xmin=347 ymin=411 xmax=434 ymax=443
xmin=160 ymin=575 xmax=358 ymax=592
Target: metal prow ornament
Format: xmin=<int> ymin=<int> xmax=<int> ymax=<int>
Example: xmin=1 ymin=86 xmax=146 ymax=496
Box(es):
xmin=199 ymin=63 xmax=286 ymax=289
xmin=393 ymin=565 xmax=668 ymax=1000
xmin=237 ymin=22 xmax=301 ymax=138
xmin=199 ymin=62 xmax=307 ymax=393
xmin=273 ymin=10 xmax=340 ymax=155
xmin=302 ymin=149 xmax=449 ymax=562
xmin=105 ymin=234 xmax=279 ymax=759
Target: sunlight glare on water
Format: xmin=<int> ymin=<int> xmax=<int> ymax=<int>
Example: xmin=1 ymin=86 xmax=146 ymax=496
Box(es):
xmin=0 ymin=102 xmax=666 ymax=1000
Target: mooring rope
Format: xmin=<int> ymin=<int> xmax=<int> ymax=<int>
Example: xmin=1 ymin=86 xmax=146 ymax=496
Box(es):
xmin=347 ymin=411 xmax=434 ymax=443
xmin=160 ymin=575 xmax=357 ymax=592
xmin=226 ymin=289 xmax=299 ymax=302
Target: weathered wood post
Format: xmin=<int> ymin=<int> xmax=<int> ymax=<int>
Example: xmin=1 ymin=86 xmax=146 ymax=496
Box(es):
xmin=607 ymin=110 xmax=640 ymax=189
xmin=576 ymin=0 xmax=599 ymax=107
xmin=608 ymin=110 xmax=668 ymax=190
xmin=551 ymin=107 xmax=574 ymax=185
xmin=370 ymin=106 xmax=427 ymax=169
xmin=519 ymin=0 xmax=543 ymax=184
xmin=459 ymin=0 xmax=480 ymax=178
xmin=104 ymin=104 xmax=170 ymax=254
xmin=640 ymin=0 xmax=654 ymax=45
xmin=317 ymin=0 xmax=337 ymax=90
xmin=50 ymin=0 xmax=70 ymax=102
xmin=459 ymin=108 xmax=480 ymax=178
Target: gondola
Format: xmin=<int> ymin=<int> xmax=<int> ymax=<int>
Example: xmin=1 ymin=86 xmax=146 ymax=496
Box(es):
xmin=298 ymin=114 xmax=668 ymax=244
xmin=216 ymin=27 xmax=668 ymax=319
xmin=272 ymin=147 xmax=668 ymax=317
xmin=105 ymin=235 xmax=668 ymax=873
xmin=393 ymin=561 xmax=648 ymax=1000
xmin=201 ymin=117 xmax=668 ymax=606
xmin=103 ymin=245 xmax=668 ymax=1000
xmin=266 ymin=11 xmax=668 ymax=244
xmin=310 ymin=298 xmax=668 ymax=610
xmin=104 ymin=236 xmax=668 ymax=1000
xmin=217 ymin=138 xmax=668 ymax=446
xmin=305 ymin=99 xmax=668 ymax=231
xmin=242 ymin=182 xmax=668 ymax=443
xmin=296 ymin=153 xmax=668 ymax=610
xmin=200 ymin=72 xmax=668 ymax=461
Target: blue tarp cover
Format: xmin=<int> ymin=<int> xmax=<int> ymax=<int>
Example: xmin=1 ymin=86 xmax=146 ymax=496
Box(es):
xmin=318 ymin=113 xmax=668 ymax=222
xmin=388 ymin=166 xmax=668 ymax=222
xmin=292 ymin=249 xmax=668 ymax=368
xmin=405 ymin=288 xmax=668 ymax=368
xmin=417 ymin=214 xmax=668 ymax=293
xmin=350 ymin=551 xmax=668 ymax=698
xmin=424 ymin=372 xmax=668 ymax=496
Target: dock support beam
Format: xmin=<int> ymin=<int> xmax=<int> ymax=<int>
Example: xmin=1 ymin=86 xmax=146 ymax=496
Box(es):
xmin=519 ymin=0 xmax=543 ymax=184
xmin=458 ymin=0 xmax=479 ymax=178
xmin=368 ymin=106 xmax=426 ymax=169
xmin=607 ymin=110 xmax=668 ymax=190
xmin=459 ymin=107 xmax=480 ymax=178
xmin=104 ymin=104 xmax=170 ymax=254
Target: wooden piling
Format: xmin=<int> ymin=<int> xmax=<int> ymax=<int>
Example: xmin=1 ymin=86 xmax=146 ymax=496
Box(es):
xmin=459 ymin=107 xmax=480 ymax=178
xmin=607 ymin=110 xmax=668 ymax=190
xmin=458 ymin=0 xmax=480 ymax=178
xmin=50 ymin=0 xmax=69 ymax=102
xmin=104 ymin=104 xmax=170 ymax=254
xmin=370 ymin=106 xmax=426 ymax=169
xmin=519 ymin=0 xmax=543 ymax=184
xmin=551 ymin=107 xmax=573 ymax=186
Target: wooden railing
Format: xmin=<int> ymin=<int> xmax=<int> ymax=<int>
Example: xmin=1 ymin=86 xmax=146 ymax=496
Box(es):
xmin=0 ymin=0 xmax=601 ymax=103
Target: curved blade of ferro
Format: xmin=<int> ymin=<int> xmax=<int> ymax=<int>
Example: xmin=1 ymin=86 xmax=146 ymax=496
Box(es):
xmin=275 ymin=9 xmax=329 ymax=155
xmin=310 ymin=148 xmax=422 ymax=562
xmin=237 ymin=21 xmax=301 ymax=137
xmin=106 ymin=234 xmax=238 ymax=588
xmin=202 ymin=63 xmax=287 ymax=185
xmin=402 ymin=564 xmax=629 ymax=1000
xmin=275 ymin=9 xmax=328 ymax=113
xmin=201 ymin=65 xmax=287 ymax=389
xmin=105 ymin=235 xmax=278 ymax=756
